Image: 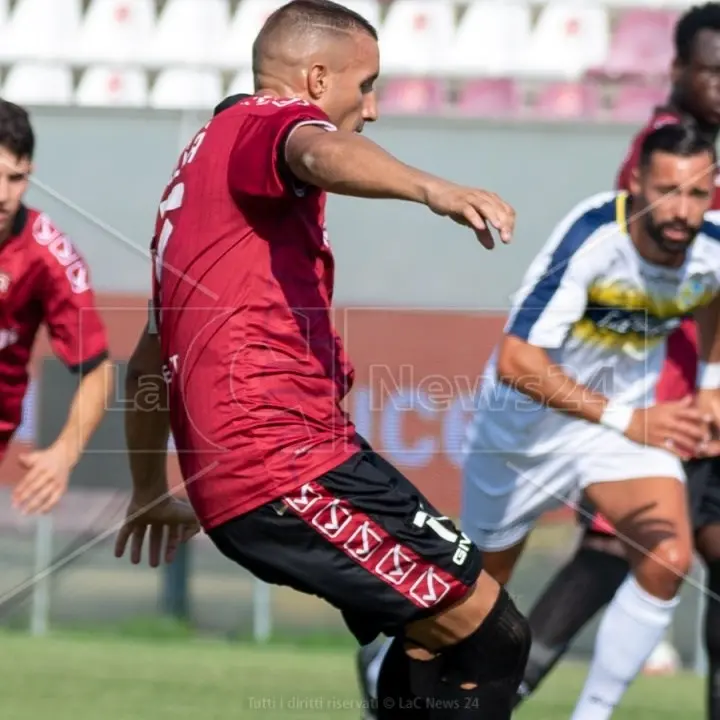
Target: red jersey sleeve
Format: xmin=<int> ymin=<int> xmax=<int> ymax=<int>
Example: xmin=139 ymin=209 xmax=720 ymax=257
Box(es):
xmin=227 ymin=99 xmax=336 ymax=200
xmin=615 ymin=111 xmax=682 ymax=191
xmin=39 ymin=235 xmax=109 ymax=373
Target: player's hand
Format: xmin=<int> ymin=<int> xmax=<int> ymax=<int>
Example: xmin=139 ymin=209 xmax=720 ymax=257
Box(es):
xmin=114 ymin=494 xmax=200 ymax=568
xmin=12 ymin=444 xmax=72 ymax=515
xmin=624 ymin=397 xmax=710 ymax=460
xmin=694 ymin=389 xmax=720 ymax=457
xmin=424 ymin=181 xmax=515 ymax=249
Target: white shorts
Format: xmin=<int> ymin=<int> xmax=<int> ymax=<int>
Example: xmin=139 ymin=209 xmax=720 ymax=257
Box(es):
xmin=460 ymin=421 xmax=685 ymax=552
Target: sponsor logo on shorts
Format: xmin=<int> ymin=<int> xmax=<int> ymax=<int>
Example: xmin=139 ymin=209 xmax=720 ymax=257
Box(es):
xmin=375 ymin=545 xmax=416 ymax=585
xmin=344 ymin=521 xmax=383 ymax=562
xmin=311 ymin=499 xmax=352 ymax=538
xmin=283 ymin=483 xmax=322 ymax=513
xmin=410 ymin=567 xmax=451 ymax=608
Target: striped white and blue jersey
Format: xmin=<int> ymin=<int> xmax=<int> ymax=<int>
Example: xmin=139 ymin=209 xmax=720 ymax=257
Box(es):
xmin=473 ymin=190 xmax=720 ymax=452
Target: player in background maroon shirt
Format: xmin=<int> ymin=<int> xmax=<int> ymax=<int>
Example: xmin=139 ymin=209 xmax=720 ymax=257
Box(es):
xmin=511 ymin=5 xmax=720 ymax=718
xmin=114 ymin=2 xmax=530 ymax=717
xmin=0 ymin=100 xmax=113 ymax=515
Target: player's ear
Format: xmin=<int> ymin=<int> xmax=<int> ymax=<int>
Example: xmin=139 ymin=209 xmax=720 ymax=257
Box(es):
xmin=307 ymin=63 xmax=328 ymax=100
xmin=628 ymin=165 xmax=642 ymax=197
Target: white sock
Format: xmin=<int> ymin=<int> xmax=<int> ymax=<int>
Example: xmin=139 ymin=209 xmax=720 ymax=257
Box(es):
xmin=570 ymin=575 xmax=679 ymax=720
xmin=367 ymin=638 xmax=392 ymax=700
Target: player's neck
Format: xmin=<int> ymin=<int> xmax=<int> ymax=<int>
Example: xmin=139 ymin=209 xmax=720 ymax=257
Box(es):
xmin=668 ymin=93 xmax=720 ymax=142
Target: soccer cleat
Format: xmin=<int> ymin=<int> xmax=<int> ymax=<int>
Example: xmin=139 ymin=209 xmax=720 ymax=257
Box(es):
xmin=356 ymin=637 xmax=386 ymax=720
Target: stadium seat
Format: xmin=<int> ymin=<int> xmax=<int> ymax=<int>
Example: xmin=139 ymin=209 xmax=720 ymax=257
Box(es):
xmin=148 ymin=0 xmax=230 ymax=68
xmin=379 ymin=0 xmax=456 ymax=76
xmin=2 ymin=63 xmax=74 ymax=105
xmin=0 ymin=0 xmax=81 ymax=62
xmin=456 ymin=79 xmax=522 ymax=117
xmin=218 ymin=0 xmax=285 ymax=70
xmin=599 ymin=9 xmax=677 ymax=78
xmin=531 ymin=81 xmax=602 ymax=120
xmin=150 ymin=69 xmax=223 ymax=109
xmin=227 ymin=71 xmax=255 ymax=96
xmin=518 ymin=2 xmax=610 ymax=80
xmin=609 ymin=83 xmax=668 ymax=122
xmin=75 ymin=66 xmax=148 ymax=107
xmin=379 ymin=79 xmax=448 ymax=113
xmin=444 ymin=1 xmax=531 ymax=77
xmin=74 ymin=0 xmax=155 ymax=65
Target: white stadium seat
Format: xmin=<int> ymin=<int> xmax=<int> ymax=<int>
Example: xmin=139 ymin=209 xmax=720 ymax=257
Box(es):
xmin=444 ymin=1 xmax=531 ymax=77
xmin=75 ymin=66 xmax=148 ymax=107
xmin=219 ymin=0 xmax=285 ymax=71
xmin=150 ymin=69 xmax=223 ymax=109
xmin=3 ymin=63 xmax=74 ymax=105
xmin=518 ymin=2 xmax=611 ymax=80
xmin=0 ymin=0 xmax=81 ymax=62
xmin=379 ymin=0 xmax=456 ymax=77
xmin=75 ymin=0 xmax=155 ymax=65
xmin=148 ymin=0 xmax=230 ymax=68
xmin=227 ymin=71 xmax=255 ymax=96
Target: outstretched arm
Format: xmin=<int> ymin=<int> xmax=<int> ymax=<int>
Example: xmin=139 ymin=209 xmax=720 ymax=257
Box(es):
xmin=284 ymin=125 xmax=514 ymax=248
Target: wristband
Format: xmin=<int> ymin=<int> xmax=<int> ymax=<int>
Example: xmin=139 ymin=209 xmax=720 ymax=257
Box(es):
xmin=698 ymin=361 xmax=720 ymax=390
xmin=599 ymin=401 xmax=634 ymax=434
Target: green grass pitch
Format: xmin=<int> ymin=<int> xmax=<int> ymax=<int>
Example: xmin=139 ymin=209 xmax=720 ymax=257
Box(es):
xmin=0 ymin=631 xmax=703 ymax=719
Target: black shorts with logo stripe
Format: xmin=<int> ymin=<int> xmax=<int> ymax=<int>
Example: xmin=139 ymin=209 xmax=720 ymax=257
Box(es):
xmin=207 ymin=444 xmax=482 ymax=645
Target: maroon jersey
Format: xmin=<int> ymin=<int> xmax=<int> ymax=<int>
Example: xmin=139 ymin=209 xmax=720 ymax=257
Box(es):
xmin=151 ymin=96 xmax=360 ymax=530
xmin=0 ymin=206 xmax=108 ymax=441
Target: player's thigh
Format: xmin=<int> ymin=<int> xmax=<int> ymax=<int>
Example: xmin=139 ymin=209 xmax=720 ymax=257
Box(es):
xmin=583 ymin=455 xmax=691 ymax=577
xmin=208 ymin=450 xmax=482 ymax=645
xmin=460 ymin=443 xmax=576 ymax=556
xmin=688 ymin=457 xmax=720 ymax=562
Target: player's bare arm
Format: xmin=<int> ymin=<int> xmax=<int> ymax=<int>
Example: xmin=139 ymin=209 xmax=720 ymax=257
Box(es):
xmin=497 ymin=334 xmax=706 ymax=459
xmin=285 ymin=125 xmax=514 ymax=248
xmin=115 ymin=324 xmax=199 ymax=567
xmin=13 ymin=358 xmax=114 ymax=514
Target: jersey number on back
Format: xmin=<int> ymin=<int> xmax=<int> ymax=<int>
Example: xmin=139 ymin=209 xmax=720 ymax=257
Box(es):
xmin=154 ymin=126 xmax=208 ymax=284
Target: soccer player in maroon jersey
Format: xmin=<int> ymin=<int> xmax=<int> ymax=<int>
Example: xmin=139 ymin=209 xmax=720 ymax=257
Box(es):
xmin=114 ymin=2 xmax=530 ymax=717
xmin=0 ymin=100 xmax=112 ymax=515
xmin=509 ymin=4 xmax=720 ymax=718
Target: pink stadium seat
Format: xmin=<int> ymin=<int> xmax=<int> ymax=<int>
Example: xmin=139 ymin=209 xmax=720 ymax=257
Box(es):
xmin=531 ymin=82 xmax=601 ymax=120
xmin=600 ymin=9 xmax=677 ymax=78
xmin=610 ymin=83 xmax=668 ymax=123
xmin=379 ymin=79 xmax=448 ymax=114
xmin=456 ymin=79 xmax=521 ymax=118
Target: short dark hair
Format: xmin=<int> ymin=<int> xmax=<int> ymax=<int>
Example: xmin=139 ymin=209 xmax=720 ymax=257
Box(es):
xmin=639 ymin=122 xmax=717 ymax=170
xmin=0 ymin=100 xmax=34 ymax=160
xmin=252 ymin=0 xmax=378 ymax=76
xmin=675 ymin=2 xmax=720 ymax=64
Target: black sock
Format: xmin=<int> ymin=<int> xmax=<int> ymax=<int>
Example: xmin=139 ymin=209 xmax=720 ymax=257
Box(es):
xmin=706 ymin=561 xmax=720 ymax=720
xmin=514 ymin=545 xmax=629 ymax=707
xmin=426 ymin=589 xmax=530 ymax=719
xmin=377 ymin=636 xmax=433 ymax=719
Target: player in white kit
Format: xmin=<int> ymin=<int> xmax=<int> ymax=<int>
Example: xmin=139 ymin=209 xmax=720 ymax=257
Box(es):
xmin=355 ymin=120 xmax=720 ymax=720
xmin=462 ymin=122 xmax=720 ymax=720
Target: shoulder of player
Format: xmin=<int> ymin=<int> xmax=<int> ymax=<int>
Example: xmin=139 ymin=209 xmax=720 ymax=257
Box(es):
xmin=23 ymin=207 xmax=88 ymax=273
xmin=698 ymin=214 xmax=720 ymax=245
xmin=546 ymin=191 xmax=620 ymax=259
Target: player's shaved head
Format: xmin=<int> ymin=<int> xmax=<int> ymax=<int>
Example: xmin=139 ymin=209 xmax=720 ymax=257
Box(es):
xmin=251 ymin=0 xmax=380 ymax=133
xmin=253 ymin=0 xmax=377 ymax=82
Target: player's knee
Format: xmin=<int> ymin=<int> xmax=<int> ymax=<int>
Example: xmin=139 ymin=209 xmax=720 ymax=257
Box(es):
xmin=435 ymin=588 xmax=531 ymax=691
xmin=635 ymin=538 xmax=692 ymax=600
